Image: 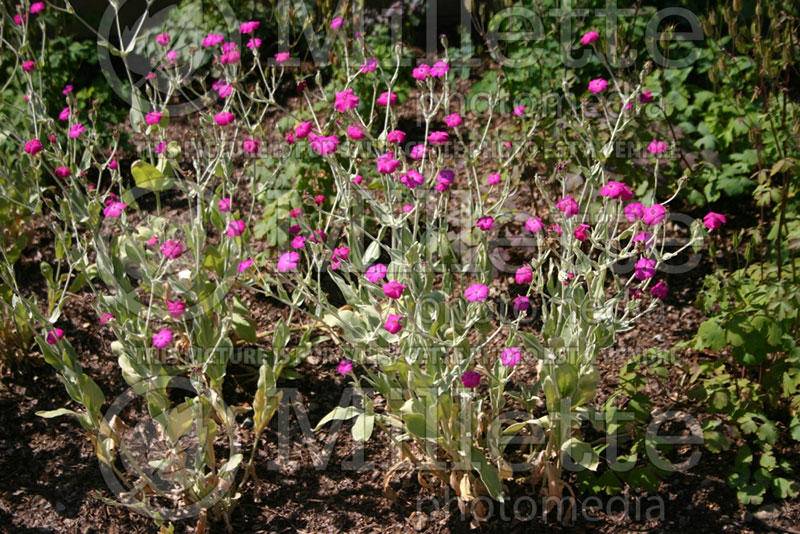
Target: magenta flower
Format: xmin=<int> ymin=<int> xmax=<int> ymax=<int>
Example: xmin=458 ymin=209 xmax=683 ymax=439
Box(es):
xmin=167 ymin=300 xmax=186 ymax=319
xmin=461 ymin=370 xmax=480 ymax=388
xmin=464 ymin=283 xmax=489 ymax=302
xmin=574 ymin=223 xmax=590 ymax=242
xmin=402 ymin=204 xmax=414 ymax=213
xmin=650 ymin=281 xmax=669 ymax=299
xmin=476 ymin=216 xmax=494 ymax=231
xmin=109 ymin=159 xmax=118 ymax=170
xmin=277 ymin=251 xmax=300 ymax=272
xmin=633 ymin=231 xmax=654 ymax=248
xmin=238 ymin=259 xmax=254 ymax=272
xmin=377 ymin=91 xmax=398 ymax=107
xmin=152 ymin=328 xmax=173 ymax=349
xmin=288 ymin=224 xmax=301 ymax=235
xmin=310 ymin=134 xmax=339 ymax=155
xmin=409 ymin=144 xmax=426 ymax=159
xmin=445 ymin=113 xmax=462 ymax=127
xmin=366 ymin=263 xmax=387 ymax=283
xmin=639 ymin=90 xmax=654 ymax=103
xmin=513 ymin=296 xmax=530 ymax=311
xmin=513 ymin=105 xmax=526 ymax=116
xmin=290 ymin=208 xmax=302 ymax=218
xmin=500 ymin=347 xmax=522 ymax=367
xmin=376 ymin=153 xmax=401 ymax=174
xmin=634 ymin=257 xmax=656 ymax=280
xmin=58 ymin=107 xmax=70 ymax=121
xmin=549 ymin=224 xmax=563 ymax=237
xmin=599 ymin=181 xmax=633 ymax=201
xmin=588 ymin=78 xmax=608 ymax=94
xmin=295 ymin=121 xmax=312 ymax=139
xmin=412 ymin=64 xmax=430 ymax=80
xmin=68 ymin=123 xmax=85 ymax=138
xmin=430 ymin=61 xmax=449 ymax=77
xmin=147 ymin=236 xmax=159 ymax=247
xmin=487 ymin=173 xmax=501 ymax=185
xmin=247 ymin=38 xmax=262 ymax=50
xmin=22 ymin=60 xmax=35 ymax=72
xmin=214 ymin=112 xmax=235 ymax=126
xmin=334 ymin=88 xmax=359 ymax=112
xmin=24 ymin=139 xmax=43 ymax=155
xmin=647 ymin=140 xmax=668 ymax=155
xmin=274 ymin=52 xmax=290 ymax=63
xmin=62 ymin=84 xmax=73 ymax=95
xmin=30 ymin=2 xmax=45 ymax=14
xmin=386 ymin=130 xmax=406 ymax=143
xmin=360 ymin=57 xmax=377 ymax=73
xmin=525 ymin=217 xmax=544 ymax=233
xmin=337 ymin=359 xmax=352 ymax=375
xmin=427 ymin=131 xmax=449 ymax=145
xmin=218 ymin=198 xmax=231 ymax=212
xmin=330 ymin=247 xmax=350 ymax=270
xmin=515 ymin=265 xmax=533 ymax=285
xmin=314 ymin=194 xmax=326 ymax=206
xmin=703 ymin=212 xmax=726 ymax=231
xmin=384 ymin=314 xmax=403 ymax=334
xmin=46 ymin=328 xmax=64 ymax=344
xmin=103 ymin=202 xmax=127 ymax=218
xmin=226 ymin=220 xmax=246 ymax=237
xmin=642 ymin=204 xmax=666 ymax=226
xmin=330 ymin=17 xmax=344 ymax=30
xmin=145 ymin=111 xmax=162 ymax=126
xmin=202 ymin=33 xmax=224 ymax=47
xmin=288 ymin=235 xmax=305 ymax=250
xmin=383 ymin=280 xmax=406 ymax=300
xmin=99 ymin=313 xmax=115 ymax=324
xmin=220 ymin=49 xmax=240 ymax=64
xmin=155 ymin=33 xmax=170 ymax=46
xmin=54 ymin=166 xmax=71 ymax=178
xmin=352 ymin=175 xmax=363 ymax=184
xmin=400 ymin=170 xmax=424 ymax=189
xmin=160 ymin=240 xmax=184 ymax=260
xmin=556 ymin=196 xmax=579 ymax=218
xmin=239 ymin=20 xmax=260 ymax=34
xmin=624 ymin=202 xmax=644 ymax=222
xmin=580 ymin=30 xmax=599 ymax=45
xmin=347 ymin=124 xmax=365 ymax=140
xmin=243 ymin=138 xmax=259 ymax=153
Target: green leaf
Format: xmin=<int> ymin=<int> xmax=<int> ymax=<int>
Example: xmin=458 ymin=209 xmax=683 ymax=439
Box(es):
xmin=697 ymin=320 xmax=725 ymax=350
xmin=130 ymin=160 xmax=173 ymax=192
xmin=314 ymin=406 xmax=361 ymax=430
xmin=403 ymin=413 xmax=439 ymax=441
xmin=470 ymin=446 xmax=504 ymax=501
xmin=561 ymin=437 xmax=599 ymax=471
xmin=351 ymin=413 xmax=375 ymax=442
xmin=36 ymin=408 xmax=78 ymax=419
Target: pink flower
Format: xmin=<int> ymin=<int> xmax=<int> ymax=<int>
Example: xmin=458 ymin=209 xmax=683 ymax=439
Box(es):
xmin=403 ymin=205 xmax=414 ymax=213
xmin=513 ymin=105 xmax=525 ymax=116
xmin=46 ymin=328 xmax=64 ymax=344
xmin=513 ymin=296 xmax=530 ymax=311
xmin=214 ymin=111 xmax=235 ymax=126
xmin=54 ymin=166 xmax=71 ymax=178
xmin=99 ymin=313 xmax=115 ymax=324
xmin=167 ymin=300 xmax=186 ymax=319
xmin=634 ymin=257 xmax=656 ymax=280
xmin=703 ymin=212 xmax=727 ymax=231
xmin=574 ymin=223 xmax=590 ymax=242
xmin=428 ymin=131 xmax=449 ymax=145
xmin=384 ymin=314 xmax=403 ymax=334
xmin=160 ymin=240 xmax=184 ymax=260
xmin=639 ymin=90 xmax=654 ymax=103
xmin=103 ymin=202 xmax=127 ymax=218
xmin=334 ymin=88 xmax=359 ymax=112
xmin=549 ymin=224 xmax=563 ymax=236
xmin=487 ymin=173 xmax=501 ymax=185
xmin=642 ymin=204 xmax=666 ymax=226
xmin=247 ymin=38 xmax=262 ymax=50
xmin=412 ymin=64 xmax=430 ymax=80
xmin=109 ymin=159 xmax=118 ymax=170
xmin=243 ymin=138 xmax=259 ymax=153
xmin=290 ymin=208 xmax=302 ymax=218
xmin=580 ymin=31 xmax=599 ymax=45
xmin=310 ymin=134 xmax=339 ymax=155
xmin=145 ymin=111 xmax=162 ymax=125
xmin=48 ymin=134 xmax=56 ymax=144
xmin=366 ymin=263 xmax=387 ymax=283
xmin=62 ymin=84 xmax=73 ymax=95
xmin=409 ymin=144 xmax=426 ymax=159
xmin=599 ymin=181 xmax=633 ymax=201
xmin=147 ymin=236 xmax=159 ymax=247
xmin=216 ymin=82 xmax=232 ymax=98
xmin=277 ymin=251 xmax=300 ymax=272
xmin=515 ymin=265 xmax=533 ymax=284
xmin=285 ymin=132 xmax=295 ymax=144
xmin=588 ymin=78 xmax=608 ymax=94
xmin=400 ymin=170 xmax=424 ymax=189
xmin=337 ymin=359 xmax=352 ymax=374
xmin=239 ymin=21 xmax=260 ymax=34
xmin=430 ymin=61 xmax=449 ymax=77
xmin=58 ymin=107 xmax=70 ymax=121
xmin=30 ymin=2 xmax=46 ymax=14
xmin=376 ymin=153 xmax=400 ymax=174
xmin=437 ymin=170 xmax=455 ymax=186
xmin=220 ymin=50 xmax=240 ymax=64
xmin=651 ymin=281 xmax=669 ymax=299
xmin=24 ymin=139 xmax=43 ymax=155
xmin=238 ymin=259 xmax=253 ymax=272
xmin=624 ymin=202 xmax=644 ymax=222
xmin=383 ymin=280 xmax=406 ymax=299
xmin=525 ymin=217 xmax=544 ymax=233
xmin=360 ymin=57 xmax=377 ymax=73
xmin=352 ymin=174 xmax=363 ymax=184
xmin=295 ymin=121 xmax=312 ymax=139
xmin=347 ymin=124 xmax=365 ymax=139
xmin=68 ymin=123 xmax=85 ymax=138
xmin=445 ymin=113 xmax=462 ymax=127
xmin=330 ymin=247 xmax=350 ymax=270
xmin=226 ymin=220 xmax=246 ymax=237
xmin=274 ymin=52 xmax=290 ymax=63
xmin=629 ymin=287 xmax=643 ymax=300
xmin=22 ymin=61 xmax=35 ymax=72
xmin=152 ymin=328 xmax=173 ymax=348
xmin=291 ymin=235 xmax=306 ymax=249
xmin=330 ymin=17 xmax=344 ymax=30
xmin=556 ymin=196 xmax=579 ymax=218
xmin=289 ymin=224 xmax=302 ymax=235
xmin=156 ymin=33 xmax=170 ymax=46
xmin=202 ymin=33 xmax=225 ymax=47
xmin=461 ymin=370 xmax=480 ymax=388
xmin=476 ymin=216 xmax=494 ymax=231
xmin=647 ymin=140 xmax=668 ymax=155
xmin=377 ymin=91 xmax=398 ymax=107
xmin=500 ymin=347 xmax=522 ymax=367
xmin=314 ymin=194 xmax=326 ymax=206
xmin=218 ymin=198 xmax=231 ymax=212
xmin=633 ymin=231 xmax=654 ymax=248
xmin=464 ymin=283 xmax=488 ymax=302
